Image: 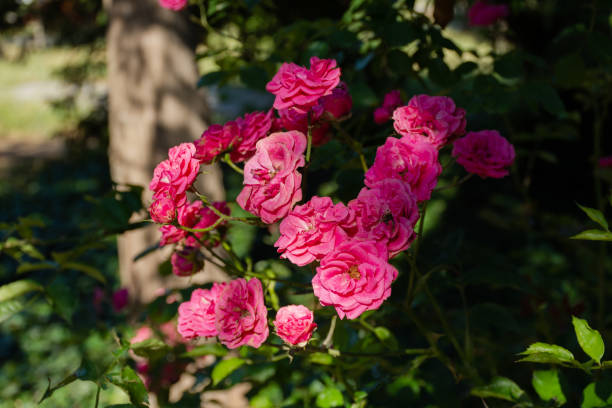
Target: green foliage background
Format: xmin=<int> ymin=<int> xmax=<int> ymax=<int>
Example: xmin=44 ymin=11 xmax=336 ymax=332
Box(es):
xmin=2 ymin=0 xmax=612 ymax=407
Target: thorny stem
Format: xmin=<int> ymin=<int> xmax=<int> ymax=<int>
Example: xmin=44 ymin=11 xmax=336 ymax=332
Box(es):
xmin=223 ymin=153 xmax=244 ymax=175
xmin=265 ymin=341 xmax=432 ymax=359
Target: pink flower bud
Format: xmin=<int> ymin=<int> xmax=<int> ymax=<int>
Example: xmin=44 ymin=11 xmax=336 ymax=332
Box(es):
xmin=373 ymin=107 xmax=392 ymax=124
xmin=274 ymin=305 xmax=317 ymax=346
xmin=112 ymin=288 xmax=129 ymax=312
xmin=382 ymin=90 xmax=403 ymax=110
xmin=149 ymin=197 xmax=176 ymax=224
xmin=171 ymin=246 xmax=204 ymax=277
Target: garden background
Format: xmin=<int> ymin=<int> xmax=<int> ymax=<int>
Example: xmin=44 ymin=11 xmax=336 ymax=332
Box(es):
xmin=1 ymin=0 xmax=612 ymax=407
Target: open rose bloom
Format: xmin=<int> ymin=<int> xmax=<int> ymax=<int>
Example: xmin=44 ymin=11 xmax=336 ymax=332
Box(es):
xmin=215 ymin=278 xmax=269 ymax=349
xmin=177 ymin=283 xmax=226 ymax=339
xmin=149 ymin=143 xmax=200 ymax=207
xmin=349 ymin=179 xmax=419 ymax=258
xmin=452 ymin=130 xmax=515 ymax=178
xmin=365 ymin=136 xmax=442 ymax=202
xmin=275 ymin=196 xmax=356 ymax=266
xmin=237 ymin=131 xmax=307 ymax=224
xmin=274 ymin=305 xmax=317 ymax=346
xmin=266 ymin=57 xmax=341 ymax=113
xmin=393 ymin=94 xmax=466 ymax=148
xmin=312 ymin=240 xmax=398 ymax=319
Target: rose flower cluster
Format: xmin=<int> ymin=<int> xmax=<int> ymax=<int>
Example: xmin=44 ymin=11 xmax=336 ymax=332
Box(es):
xmin=147 ymin=56 xmax=515 ymax=350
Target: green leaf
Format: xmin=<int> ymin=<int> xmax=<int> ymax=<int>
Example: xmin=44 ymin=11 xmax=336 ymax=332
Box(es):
xmin=108 ymin=366 xmax=149 ymax=408
xmin=0 ymin=298 xmax=25 ymax=323
xmin=181 ymin=343 xmax=228 ymax=358
xmin=308 ymin=352 xmax=335 ymax=365
xmin=212 ymin=358 xmax=246 ymax=386
xmin=471 ymin=377 xmax=527 ymax=402
xmin=571 ymin=229 xmax=612 ymax=241
xmin=130 ymin=338 xmax=170 ymax=359
xmin=532 ymin=370 xmax=566 ymax=405
xmin=0 ymin=279 xmax=43 ymax=303
xmin=250 ymin=382 xmax=283 ymax=408
xmin=63 ymin=262 xmax=106 ymax=283
xmin=17 ymin=261 xmax=57 ymax=274
xmin=577 ymin=203 xmax=609 ymax=231
xmin=573 ymin=316 xmax=605 ymax=364
xmin=582 ymin=382 xmax=612 ymax=408
xmin=46 ymin=278 xmax=78 ymax=322
xmin=374 ymin=326 xmax=399 ymax=351
xmin=518 ymin=342 xmax=575 ymax=364
xmin=316 ymin=387 xmax=344 ymax=408
xmin=38 ymin=373 xmax=78 ymax=404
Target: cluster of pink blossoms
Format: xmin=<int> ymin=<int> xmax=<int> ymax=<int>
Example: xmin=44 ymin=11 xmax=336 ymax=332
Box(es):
xmin=177 ymin=277 xmax=317 ymax=348
xmin=146 ymin=55 xmax=516 ymax=350
xmin=148 ymin=142 xmax=232 ymax=276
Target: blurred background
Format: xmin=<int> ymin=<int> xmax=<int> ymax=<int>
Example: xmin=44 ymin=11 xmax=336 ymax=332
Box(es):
xmin=1 ymin=0 xmax=611 ymax=407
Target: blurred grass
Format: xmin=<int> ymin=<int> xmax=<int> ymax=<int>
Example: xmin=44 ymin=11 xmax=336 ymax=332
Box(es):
xmin=0 ymin=46 xmax=104 ymax=141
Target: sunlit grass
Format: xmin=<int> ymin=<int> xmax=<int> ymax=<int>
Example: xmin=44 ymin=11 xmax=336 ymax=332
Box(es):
xmin=0 ymin=46 xmax=104 ymax=141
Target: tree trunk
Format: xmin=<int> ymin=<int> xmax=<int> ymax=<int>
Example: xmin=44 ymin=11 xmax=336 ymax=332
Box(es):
xmin=106 ymin=0 xmax=225 ymax=304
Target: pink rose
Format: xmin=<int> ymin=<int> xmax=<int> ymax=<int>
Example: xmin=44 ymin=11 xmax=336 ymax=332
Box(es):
xmin=274 ymin=305 xmax=317 ymax=346
xmin=349 ymin=179 xmax=419 ymax=258
xmin=149 ymin=197 xmax=176 ymax=224
xmin=177 ymin=283 xmax=227 ymax=340
xmin=393 ymin=94 xmax=466 ymax=148
xmin=159 ymin=0 xmax=187 ymax=10
xmin=365 ymin=137 xmax=442 ymax=202
xmin=373 ymin=90 xmax=403 ymax=125
xmin=194 ymin=122 xmax=240 ymax=164
xmin=275 ymin=196 xmax=356 ymax=266
xmin=452 ymin=130 xmax=515 ymax=178
xmin=112 ymin=288 xmax=129 ymax=312
xmin=215 ymin=278 xmax=269 ymax=349
xmin=237 ymin=131 xmax=307 ymax=224
xmin=150 ymin=143 xmax=200 ymax=207
xmin=318 ymin=82 xmax=352 ymax=120
xmin=171 ymin=246 xmax=204 ymax=277
xmin=278 ymin=107 xmax=331 ymax=147
xmin=266 ymin=57 xmax=341 ymax=113
xmin=468 ymin=1 xmax=509 ymax=26
xmin=230 ymin=110 xmax=274 ymax=163
xmin=312 ymin=240 xmax=398 ymax=319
